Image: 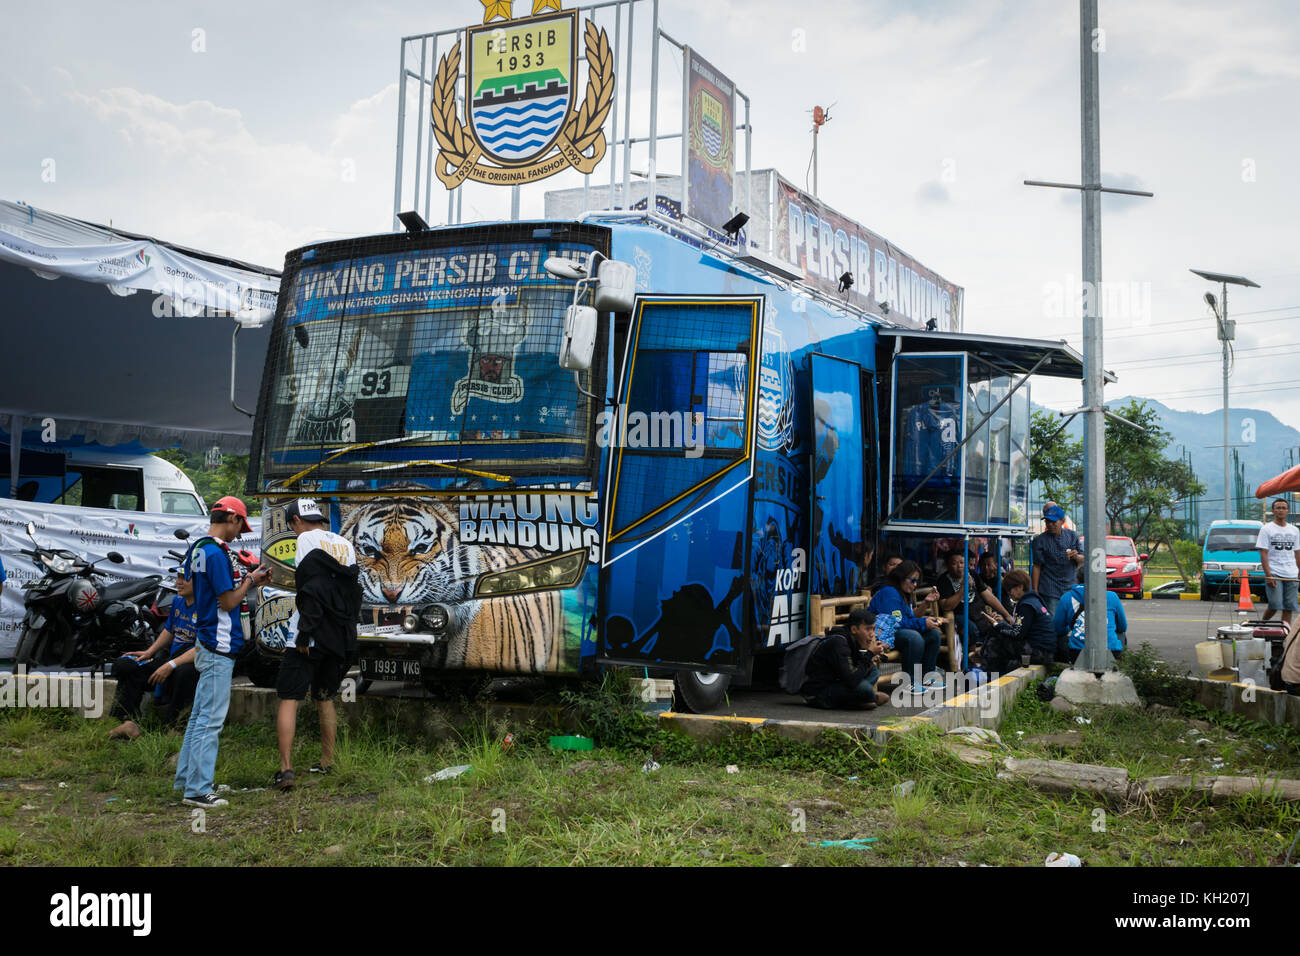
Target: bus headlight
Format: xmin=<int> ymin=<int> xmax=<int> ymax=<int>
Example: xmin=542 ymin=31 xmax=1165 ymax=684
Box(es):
xmin=475 ymin=550 xmax=586 ymax=597
xmin=402 ymin=613 xmax=420 ymax=632
xmin=421 ymin=605 xmax=450 ymax=633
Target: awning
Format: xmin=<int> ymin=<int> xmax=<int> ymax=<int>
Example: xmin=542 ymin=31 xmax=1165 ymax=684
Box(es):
xmin=0 ymin=200 xmax=279 ymax=463
xmin=876 ymin=328 xmax=1117 ymax=383
xmin=1257 ymin=464 xmax=1300 ymax=499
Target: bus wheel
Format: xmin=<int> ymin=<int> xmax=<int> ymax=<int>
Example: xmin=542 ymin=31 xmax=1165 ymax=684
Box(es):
xmin=243 ymin=652 xmax=281 ymax=689
xmin=674 ymin=670 xmax=731 ymax=714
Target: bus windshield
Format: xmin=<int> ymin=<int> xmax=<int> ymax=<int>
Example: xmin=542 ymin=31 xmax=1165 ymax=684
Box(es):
xmin=253 ymin=233 xmax=605 ymax=487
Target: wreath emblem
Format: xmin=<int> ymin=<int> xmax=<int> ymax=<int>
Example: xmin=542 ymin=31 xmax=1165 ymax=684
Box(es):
xmin=432 ymin=11 xmax=614 ymax=188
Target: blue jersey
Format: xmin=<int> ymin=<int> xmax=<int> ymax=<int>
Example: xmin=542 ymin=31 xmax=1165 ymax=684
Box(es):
xmin=903 ymin=402 xmax=960 ymax=479
xmin=185 ymin=539 xmax=244 ymax=656
xmin=0 ymin=553 xmax=6 ymax=584
xmin=166 ymin=598 xmax=198 ymax=657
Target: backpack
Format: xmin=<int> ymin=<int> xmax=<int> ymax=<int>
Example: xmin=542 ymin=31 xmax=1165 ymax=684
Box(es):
xmin=779 ymin=634 xmax=827 ymax=694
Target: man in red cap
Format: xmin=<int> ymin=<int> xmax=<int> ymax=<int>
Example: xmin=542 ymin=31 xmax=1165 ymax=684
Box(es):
xmin=174 ymin=495 xmax=270 ymax=808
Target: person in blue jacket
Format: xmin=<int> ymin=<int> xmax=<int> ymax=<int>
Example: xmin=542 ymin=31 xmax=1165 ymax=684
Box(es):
xmin=1052 ymin=563 xmax=1127 ymax=664
xmin=868 ymin=559 xmax=946 ymax=690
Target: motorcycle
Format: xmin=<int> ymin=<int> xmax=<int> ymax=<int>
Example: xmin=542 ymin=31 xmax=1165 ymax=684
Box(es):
xmin=12 ymin=522 xmax=160 ymax=671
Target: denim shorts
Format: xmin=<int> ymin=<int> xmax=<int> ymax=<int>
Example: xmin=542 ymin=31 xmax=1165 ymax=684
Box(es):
xmin=1266 ymin=579 xmax=1299 ymax=612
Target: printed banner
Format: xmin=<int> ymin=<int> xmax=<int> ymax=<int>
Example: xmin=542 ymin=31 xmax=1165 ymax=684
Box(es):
xmin=773 ymin=175 xmax=964 ymax=330
xmin=683 ymin=49 xmax=736 ymax=232
xmin=0 ymin=500 xmax=261 ymax=658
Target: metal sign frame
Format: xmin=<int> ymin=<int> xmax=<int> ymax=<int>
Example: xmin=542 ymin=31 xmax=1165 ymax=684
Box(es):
xmin=392 ymin=0 xmax=753 ymax=233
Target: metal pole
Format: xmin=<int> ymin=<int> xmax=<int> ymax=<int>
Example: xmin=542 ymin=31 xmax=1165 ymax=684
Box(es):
xmin=610 ymin=3 xmax=621 ymax=203
xmin=1222 ymin=281 xmax=1231 ymax=522
xmin=621 ymin=1 xmax=634 ymax=208
xmin=647 ymin=0 xmax=660 ymax=210
xmin=393 ymin=39 xmax=408 ymax=231
xmin=812 ymin=126 xmax=818 ymax=198
xmin=1078 ymin=0 xmax=1110 ymax=673
xmin=511 ymin=185 xmax=521 ymax=222
xmin=413 ymin=38 xmax=428 ymax=216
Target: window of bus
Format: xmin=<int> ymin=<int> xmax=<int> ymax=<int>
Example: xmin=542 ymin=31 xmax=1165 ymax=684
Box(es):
xmin=256 ymin=238 xmax=603 ymax=485
xmin=891 ymin=354 xmax=964 ymax=522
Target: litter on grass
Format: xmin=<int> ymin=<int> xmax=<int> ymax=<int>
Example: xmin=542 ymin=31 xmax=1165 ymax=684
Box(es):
xmin=893 ymin=780 xmax=916 ymax=797
xmin=1074 ymin=717 xmax=1092 ymax=725
xmin=725 ymin=765 xmax=740 ymax=774
xmin=1045 ymin=852 xmax=1082 ymax=867
xmin=425 ymin=765 xmax=472 ymax=782
xmin=811 ymin=839 xmax=876 ymax=850
xmin=642 ymin=759 xmax=661 ymax=774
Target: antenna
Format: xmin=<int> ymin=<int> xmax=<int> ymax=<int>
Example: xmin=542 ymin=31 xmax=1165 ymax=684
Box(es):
xmin=807 ymin=103 xmax=834 ymax=198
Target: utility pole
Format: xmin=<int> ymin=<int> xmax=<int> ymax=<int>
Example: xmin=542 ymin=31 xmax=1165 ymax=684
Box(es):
xmin=1190 ymin=269 xmax=1260 ymax=521
xmin=1025 ymin=0 xmax=1152 ymax=682
xmin=810 ymin=105 xmax=830 ymax=198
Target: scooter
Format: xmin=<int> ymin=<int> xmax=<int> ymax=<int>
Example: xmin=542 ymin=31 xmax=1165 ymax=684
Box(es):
xmin=12 ymin=522 xmax=160 ymax=671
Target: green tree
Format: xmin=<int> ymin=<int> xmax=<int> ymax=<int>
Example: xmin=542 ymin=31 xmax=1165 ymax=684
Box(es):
xmin=155 ymin=449 xmax=260 ymax=516
xmin=1028 ymin=400 xmax=1204 ymax=547
xmin=1030 ymin=409 xmax=1082 ymax=514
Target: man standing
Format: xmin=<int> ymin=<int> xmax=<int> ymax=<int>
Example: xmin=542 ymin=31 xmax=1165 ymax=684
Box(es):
xmin=1257 ymin=498 xmax=1300 ymax=626
xmin=274 ymin=498 xmax=360 ymax=791
xmin=1031 ymin=503 xmax=1084 ymax=618
xmin=174 ymin=496 xmax=270 ymax=808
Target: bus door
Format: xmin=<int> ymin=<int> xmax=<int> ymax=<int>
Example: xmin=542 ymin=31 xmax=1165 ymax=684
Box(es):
xmin=808 ymin=353 xmax=869 ymax=598
xmin=598 ymin=295 xmax=764 ymax=674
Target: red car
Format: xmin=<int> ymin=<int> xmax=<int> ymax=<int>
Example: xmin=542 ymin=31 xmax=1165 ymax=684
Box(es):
xmin=1105 ymin=536 xmax=1148 ymax=599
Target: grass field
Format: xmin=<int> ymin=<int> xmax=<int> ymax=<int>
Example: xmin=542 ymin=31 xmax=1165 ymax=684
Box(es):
xmin=3 ymin=665 xmax=1299 ymax=866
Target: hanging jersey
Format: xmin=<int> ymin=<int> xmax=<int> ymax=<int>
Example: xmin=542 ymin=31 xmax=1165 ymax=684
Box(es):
xmin=903 ymin=402 xmax=960 ymax=479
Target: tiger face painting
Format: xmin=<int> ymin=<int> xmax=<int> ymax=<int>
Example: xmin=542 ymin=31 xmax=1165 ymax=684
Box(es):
xmin=339 ymin=496 xmax=565 ymax=673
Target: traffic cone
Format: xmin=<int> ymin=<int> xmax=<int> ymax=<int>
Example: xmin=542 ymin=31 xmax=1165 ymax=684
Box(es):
xmin=1237 ymin=573 xmax=1254 ymax=611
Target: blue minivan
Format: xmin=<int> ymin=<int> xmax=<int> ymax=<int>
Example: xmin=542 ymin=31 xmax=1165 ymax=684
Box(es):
xmin=1200 ymin=520 xmax=1265 ymax=601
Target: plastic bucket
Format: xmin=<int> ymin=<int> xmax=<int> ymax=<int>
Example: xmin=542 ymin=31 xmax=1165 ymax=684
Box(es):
xmin=1195 ymin=641 xmax=1225 ymax=675
xmin=1206 ymin=668 xmax=1238 ymax=682
xmin=1240 ymin=637 xmax=1268 ymax=662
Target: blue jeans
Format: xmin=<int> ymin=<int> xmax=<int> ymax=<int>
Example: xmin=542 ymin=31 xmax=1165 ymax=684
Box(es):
xmin=809 ymin=670 xmax=880 ymax=709
xmin=174 ymin=644 xmax=235 ymax=799
xmin=895 ymin=628 xmax=942 ymax=682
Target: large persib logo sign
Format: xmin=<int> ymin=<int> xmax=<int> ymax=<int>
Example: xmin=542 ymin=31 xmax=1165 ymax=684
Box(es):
xmin=433 ymin=1 xmax=613 ymax=187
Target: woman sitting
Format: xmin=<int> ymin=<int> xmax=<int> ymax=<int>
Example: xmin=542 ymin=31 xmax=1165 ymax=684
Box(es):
xmin=868 ymin=559 xmax=946 ymax=693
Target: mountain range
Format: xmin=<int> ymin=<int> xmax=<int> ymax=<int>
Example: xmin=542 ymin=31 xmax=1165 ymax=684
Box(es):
xmin=1033 ymin=397 xmax=1300 ymax=524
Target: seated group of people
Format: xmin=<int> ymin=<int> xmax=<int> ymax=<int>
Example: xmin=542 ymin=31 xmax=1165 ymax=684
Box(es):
xmin=798 ymin=550 xmax=1126 ymax=711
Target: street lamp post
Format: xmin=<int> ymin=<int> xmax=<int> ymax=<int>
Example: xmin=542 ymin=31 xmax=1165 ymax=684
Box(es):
xmin=1190 ymin=269 xmax=1261 ymax=521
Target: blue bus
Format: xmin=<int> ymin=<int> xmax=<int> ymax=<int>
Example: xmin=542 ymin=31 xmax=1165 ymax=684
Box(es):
xmin=243 ymin=212 xmax=1083 ymax=711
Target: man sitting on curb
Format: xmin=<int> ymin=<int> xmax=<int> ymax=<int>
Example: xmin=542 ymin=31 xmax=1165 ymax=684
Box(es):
xmin=109 ymin=573 xmax=199 ymax=738
xmin=274 ymin=498 xmax=361 ymax=792
xmin=800 ymin=609 xmax=891 ymax=710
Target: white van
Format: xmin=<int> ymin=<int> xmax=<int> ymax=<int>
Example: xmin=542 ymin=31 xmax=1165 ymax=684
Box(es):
xmin=18 ymin=449 xmax=207 ymax=516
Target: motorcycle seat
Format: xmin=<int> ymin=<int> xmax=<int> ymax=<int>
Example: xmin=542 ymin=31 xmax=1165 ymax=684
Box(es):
xmin=99 ymin=576 xmax=162 ymax=603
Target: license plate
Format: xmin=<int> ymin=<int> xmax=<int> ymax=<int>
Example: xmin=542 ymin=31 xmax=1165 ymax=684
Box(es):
xmin=360 ymin=656 xmax=422 ymax=682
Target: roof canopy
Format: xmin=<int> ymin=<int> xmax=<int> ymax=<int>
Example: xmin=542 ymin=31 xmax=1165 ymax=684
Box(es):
xmin=0 ymin=201 xmax=279 ymax=457
xmin=876 ymin=327 xmax=1117 ymax=383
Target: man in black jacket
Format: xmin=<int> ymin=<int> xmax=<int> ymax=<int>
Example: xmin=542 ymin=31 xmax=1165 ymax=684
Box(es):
xmin=801 ymin=609 xmax=890 ymax=710
xmin=274 ymin=499 xmax=363 ymax=791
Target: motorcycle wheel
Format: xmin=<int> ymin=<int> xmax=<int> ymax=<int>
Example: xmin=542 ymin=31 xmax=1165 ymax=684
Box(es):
xmin=13 ymin=626 xmax=42 ymax=672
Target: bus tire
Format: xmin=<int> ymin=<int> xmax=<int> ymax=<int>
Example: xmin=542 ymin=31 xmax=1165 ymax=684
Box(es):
xmin=674 ymin=670 xmax=730 ymax=714
xmin=242 ymin=651 xmax=281 ymax=689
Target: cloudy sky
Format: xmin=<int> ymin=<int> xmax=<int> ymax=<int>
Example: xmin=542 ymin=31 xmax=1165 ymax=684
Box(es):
xmin=4 ymin=0 xmax=1298 ymax=432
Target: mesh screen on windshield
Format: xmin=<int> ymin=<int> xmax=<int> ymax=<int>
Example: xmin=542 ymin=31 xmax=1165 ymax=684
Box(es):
xmin=248 ymin=224 xmax=609 ymax=493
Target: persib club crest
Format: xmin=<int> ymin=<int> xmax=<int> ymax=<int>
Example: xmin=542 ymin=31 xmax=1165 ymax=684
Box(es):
xmin=757 ymin=327 xmax=793 ymax=452
xmin=693 ymin=89 xmax=729 ymax=169
xmin=433 ymin=1 xmax=613 ymax=187
xmin=452 ymin=306 xmax=529 ymax=415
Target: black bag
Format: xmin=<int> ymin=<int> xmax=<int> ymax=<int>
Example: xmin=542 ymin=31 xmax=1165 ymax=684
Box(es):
xmin=983 ymin=620 xmax=1025 ymax=673
xmin=779 ymin=634 xmax=826 ymax=694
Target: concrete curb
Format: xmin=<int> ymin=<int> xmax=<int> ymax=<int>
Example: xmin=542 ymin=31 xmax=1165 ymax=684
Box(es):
xmin=1183 ymin=674 xmax=1300 ymax=730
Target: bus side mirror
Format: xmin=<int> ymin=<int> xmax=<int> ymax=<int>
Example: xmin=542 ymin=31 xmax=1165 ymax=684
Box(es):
xmin=593 ymin=259 xmax=636 ymax=313
xmin=560 ymin=305 xmax=598 ymax=371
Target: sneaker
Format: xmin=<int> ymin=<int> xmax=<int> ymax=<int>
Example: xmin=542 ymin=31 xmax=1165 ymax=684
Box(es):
xmin=273 ymin=769 xmax=295 ymax=791
xmin=308 ymin=763 xmax=332 ymax=775
xmin=182 ymin=793 xmax=229 ymax=808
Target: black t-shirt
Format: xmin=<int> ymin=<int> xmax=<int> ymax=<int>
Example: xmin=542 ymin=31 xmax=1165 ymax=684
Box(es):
xmin=937 ymin=572 xmax=988 ymax=610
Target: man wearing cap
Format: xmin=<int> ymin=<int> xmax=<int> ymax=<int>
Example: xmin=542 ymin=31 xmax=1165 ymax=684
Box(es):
xmin=1031 ymin=502 xmax=1084 ymax=620
xmin=174 ymin=496 xmax=271 ymax=809
xmin=274 ymin=498 xmax=360 ymax=792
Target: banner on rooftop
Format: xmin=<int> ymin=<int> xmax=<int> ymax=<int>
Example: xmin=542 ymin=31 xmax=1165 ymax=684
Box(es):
xmin=773 ymin=175 xmax=963 ymax=331
xmin=682 ymin=48 xmax=736 ymax=233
